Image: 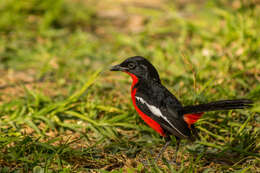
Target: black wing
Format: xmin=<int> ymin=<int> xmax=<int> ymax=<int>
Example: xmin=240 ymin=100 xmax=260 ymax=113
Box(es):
xmin=135 ymin=84 xmax=191 ymax=139
xmin=159 ymin=88 xmax=191 ymax=138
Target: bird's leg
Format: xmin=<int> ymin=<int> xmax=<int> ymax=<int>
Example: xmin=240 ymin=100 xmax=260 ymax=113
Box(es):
xmin=168 ymin=137 xmax=181 ymax=164
xmin=141 ymin=136 xmax=171 ymax=165
xmin=174 ymin=138 xmax=180 ymax=162
xmin=154 ymin=139 xmax=171 ymax=163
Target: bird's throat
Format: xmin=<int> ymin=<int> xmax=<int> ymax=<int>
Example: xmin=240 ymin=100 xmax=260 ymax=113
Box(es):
xmin=125 ymin=72 xmax=139 ymax=90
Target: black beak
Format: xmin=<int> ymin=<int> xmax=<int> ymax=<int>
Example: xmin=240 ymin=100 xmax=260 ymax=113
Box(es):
xmin=110 ymin=64 xmax=127 ymax=71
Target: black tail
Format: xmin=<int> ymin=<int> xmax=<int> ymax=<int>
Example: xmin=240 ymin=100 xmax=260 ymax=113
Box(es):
xmin=180 ymin=99 xmax=253 ymax=114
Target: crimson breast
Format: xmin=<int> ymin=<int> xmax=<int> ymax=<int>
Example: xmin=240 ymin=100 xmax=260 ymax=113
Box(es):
xmin=125 ymin=72 xmax=166 ymax=136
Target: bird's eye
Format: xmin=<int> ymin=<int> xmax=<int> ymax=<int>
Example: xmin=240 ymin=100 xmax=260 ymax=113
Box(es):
xmin=128 ymin=63 xmax=135 ymax=69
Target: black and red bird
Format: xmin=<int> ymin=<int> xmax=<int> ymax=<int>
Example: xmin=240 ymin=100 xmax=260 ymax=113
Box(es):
xmin=110 ymin=56 xmax=252 ymax=162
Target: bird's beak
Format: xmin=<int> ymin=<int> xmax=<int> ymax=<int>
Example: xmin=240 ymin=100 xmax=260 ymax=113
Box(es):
xmin=110 ymin=64 xmax=128 ymax=71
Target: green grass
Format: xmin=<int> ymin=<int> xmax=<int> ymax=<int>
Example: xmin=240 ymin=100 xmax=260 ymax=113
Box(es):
xmin=0 ymin=0 xmax=259 ymax=172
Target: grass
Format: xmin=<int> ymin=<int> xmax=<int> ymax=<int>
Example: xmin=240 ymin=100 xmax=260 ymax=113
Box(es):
xmin=0 ymin=0 xmax=259 ymax=172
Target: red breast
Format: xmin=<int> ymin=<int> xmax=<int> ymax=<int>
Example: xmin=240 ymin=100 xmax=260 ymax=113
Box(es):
xmin=125 ymin=72 xmax=166 ymax=136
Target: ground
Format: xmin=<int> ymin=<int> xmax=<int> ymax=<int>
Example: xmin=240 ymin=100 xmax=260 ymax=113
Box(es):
xmin=0 ymin=0 xmax=259 ymax=172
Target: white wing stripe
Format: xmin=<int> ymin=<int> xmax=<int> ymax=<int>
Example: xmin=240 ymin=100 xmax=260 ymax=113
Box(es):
xmin=135 ymin=96 xmax=187 ymax=137
xmin=136 ymin=97 xmax=162 ymax=117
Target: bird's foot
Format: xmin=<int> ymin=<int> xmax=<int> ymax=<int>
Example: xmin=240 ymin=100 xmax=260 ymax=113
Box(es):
xmin=166 ymin=158 xmax=180 ymax=165
xmin=140 ymin=158 xmax=159 ymax=166
xmin=140 ymin=159 xmax=152 ymax=166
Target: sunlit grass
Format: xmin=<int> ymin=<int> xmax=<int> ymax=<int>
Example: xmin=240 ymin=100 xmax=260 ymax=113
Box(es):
xmin=0 ymin=0 xmax=259 ymax=172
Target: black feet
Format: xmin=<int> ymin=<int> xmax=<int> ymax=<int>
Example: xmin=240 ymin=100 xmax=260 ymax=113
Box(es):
xmin=140 ymin=137 xmax=181 ymax=166
xmin=166 ymin=158 xmax=180 ymax=165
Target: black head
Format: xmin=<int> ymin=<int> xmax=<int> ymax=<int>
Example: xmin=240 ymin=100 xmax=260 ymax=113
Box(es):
xmin=110 ymin=56 xmax=160 ymax=82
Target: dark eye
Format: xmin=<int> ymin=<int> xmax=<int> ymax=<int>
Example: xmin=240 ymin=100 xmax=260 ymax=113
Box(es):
xmin=128 ymin=63 xmax=135 ymax=69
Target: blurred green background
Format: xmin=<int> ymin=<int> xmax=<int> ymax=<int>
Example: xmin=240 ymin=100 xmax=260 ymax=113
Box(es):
xmin=0 ymin=0 xmax=259 ymax=172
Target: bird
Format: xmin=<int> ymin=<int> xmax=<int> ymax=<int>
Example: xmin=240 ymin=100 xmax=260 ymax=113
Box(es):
xmin=110 ymin=56 xmax=253 ymax=163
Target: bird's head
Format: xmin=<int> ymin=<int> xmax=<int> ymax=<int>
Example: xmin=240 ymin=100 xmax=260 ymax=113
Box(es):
xmin=110 ymin=56 xmax=160 ymax=82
